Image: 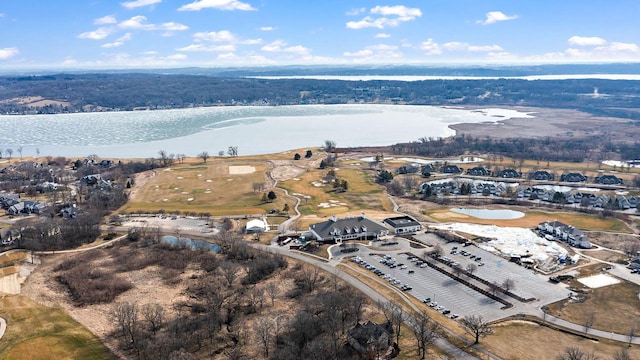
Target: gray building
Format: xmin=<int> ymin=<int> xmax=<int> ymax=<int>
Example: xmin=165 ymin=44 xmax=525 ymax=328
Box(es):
xmin=384 ymin=215 xmax=422 ymax=234
xmin=308 ymin=213 xmax=389 ymax=243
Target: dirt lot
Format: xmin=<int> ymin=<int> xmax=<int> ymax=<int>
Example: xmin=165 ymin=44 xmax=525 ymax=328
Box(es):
xmin=451 ymin=106 xmax=640 ymax=142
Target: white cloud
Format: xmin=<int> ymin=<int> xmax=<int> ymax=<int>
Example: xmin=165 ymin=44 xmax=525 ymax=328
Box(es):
xmin=94 ymin=15 xmax=117 ymax=25
xmin=178 ymin=0 xmax=256 ymax=11
xmin=260 ymin=26 xmax=274 ymax=31
xmin=420 ymin=39 xmax=441 ymax=55
xmin=594 ymin=42 xmax=640 ymax=54
xmin=375 ymin=33 xmax=391 ymax=39
xmin=161 ymin=22 xmax=188 ymax=31
xmin=217 ymin=52 xmax=237 ymax=60
xmin=165 ymin=53 xmax=187 ymax=60
xmin=193 ymin=30 xmax=236 ymax=42
xmin=442 ymin=42 xmax=467 ymax=51
xmin=78 ymin=27 xmax=113 ymax=40
xmin=119 ymin=16 xmax=188 ymax=31
xmin=346 ymin=5 xmax=421 ymax=29
xmin=176 ymin=43 xmax=236 ymax=52
xmin=284 ymin=45 xmax=310 ymax=55
xmin=468 ymin=44 xmax=503 ymax=52
xmin=344 ymin=49 xmax=374 ymax=57
xmin=0 ymin=47 xmax=18 ymax=60
xmin=261 ymin=40 xmax=286 ymax=52
xmin=242 ymin=38 xmax=263 ymax=45
xmin=568 ymin=36 xmax=607 ymax=46
xmin=346 ymin=7 xmax=366 ymax=16
xmin=102 ymin=33 xmax=132 ymax=48
xmin=121 ymin=0 xmax=162 ymax=9
xmin=477 ymin=11 xmax=518 ymax=25
xmin=119 ymin=15 xmax=153 ymax=29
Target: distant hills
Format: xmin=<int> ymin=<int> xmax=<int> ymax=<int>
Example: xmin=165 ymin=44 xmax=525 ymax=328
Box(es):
xmin=2 ymin=63 xmax=640 ymax=119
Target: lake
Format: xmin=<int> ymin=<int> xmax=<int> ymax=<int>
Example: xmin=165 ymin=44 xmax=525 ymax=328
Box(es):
xmin=0 ymin=104 xmax=533 ymax=159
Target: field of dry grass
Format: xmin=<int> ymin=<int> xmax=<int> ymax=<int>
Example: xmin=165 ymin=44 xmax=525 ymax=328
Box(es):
xmin=545 ymin=276 xmax=640 ymax=335
xmin=484 ymin=320 xmax=640 ymax=360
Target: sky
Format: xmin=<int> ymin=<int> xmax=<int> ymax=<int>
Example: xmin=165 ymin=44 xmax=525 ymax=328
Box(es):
xmin=1 ymin=0 xmax=640 ymax=70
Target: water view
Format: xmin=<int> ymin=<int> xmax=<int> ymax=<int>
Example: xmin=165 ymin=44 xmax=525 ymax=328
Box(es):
xmin=0 ymin=105 xmax=533 ymax=159
xmin=450 ymin=208 xmax=525 ymax=220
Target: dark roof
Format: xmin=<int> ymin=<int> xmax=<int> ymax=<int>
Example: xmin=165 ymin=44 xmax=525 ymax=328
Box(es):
xmin=561 ymin=173 xmax=587 ymax=182
xmin=348 ymin=321 xmax=393 ymax=348
xmin=384 ymin=215 xmax=420 ymax=228
xmin=310 ymin=215 xmax=387 ymax=239
xmin=595 ymin=174 xmax=624 ymax=185
xmin=440 ymin=165 xmax=462 ymax=173
xmin=466 ymin=167 xmax=491 ymax=176
xmin=530 ymin=170 xmax=554 ymax=181
xmin=497 ymin=169 xmax=521 ymax=178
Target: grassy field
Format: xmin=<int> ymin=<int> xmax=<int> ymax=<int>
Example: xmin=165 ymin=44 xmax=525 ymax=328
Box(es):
xmin=426 ymin=208 xmax=632 ymax=233
xmin=122 ymin=158 xmax=288 ymax=215
xmin=278 ymin=166 xmax=393 ymax=216
xmin=484 ymin=320 xmax=640 ymax=360
xmin=0 ymin=295 xmax=115 ymax=360
xmin=545 ymin=277 xmax=640 ymax=335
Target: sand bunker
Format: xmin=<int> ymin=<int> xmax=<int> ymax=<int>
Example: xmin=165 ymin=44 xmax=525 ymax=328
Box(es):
xmin=577 ymin=274 xmax=620 ymax=288
xmin=229 ymin=165 xmax=256 ymax=175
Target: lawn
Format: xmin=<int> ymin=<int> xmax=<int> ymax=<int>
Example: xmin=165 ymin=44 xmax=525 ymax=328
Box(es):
xmin=122 ymin=158 xmax=288 ymax=216
xmin=545 ymin=278 xmax=640 ymax=335
xmin=0 ymin=295 xmax=115 ymax=360
xmin=484 ymin=320 xmax=640 ymax=360
xmin=279 ymin=167 xmax=393 ymax=216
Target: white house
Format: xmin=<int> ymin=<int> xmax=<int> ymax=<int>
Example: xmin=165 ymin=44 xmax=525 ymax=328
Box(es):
xmin=245 ymin=218 xmax=269 ymax=233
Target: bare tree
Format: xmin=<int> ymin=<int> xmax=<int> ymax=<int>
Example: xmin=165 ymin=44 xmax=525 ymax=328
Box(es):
xmin=265 ymin=282 xmax=280 ymax=306
xmin=452 ymin=264 xmax=464 ymax=278
xmin=113 ymin=302 xmax=139 ymax=345
xmin=219 ymin=261 xmax=239 ymax=287
xmin=227 ymin=146 xmax=238 ymax=157
xmin=613 ymin=348 xmax=632 ymax=360
xmin=460 ymin=315 xmax=494 ymax=344
xmin=556 ymin=346 xmax=600 ymax=360
xmin=411 ymin=310 xmax=443 ymax=359
xmin=324 ymin=140 xmax=336 ymax=152
xmin=501 ymin=278 xmax=515 ymax=292
xmin=158 ymin=149 xmax=169 ymax=166
xmin=17 ymin=146 xmax=22 ymax=160
xmin=488 ymin=281 xmax=501 ymax=296
xmin=254 ymin=318 xmax=273 ymax=358
xmin=584 ymin=312 xmax=596 ymax=333
xmin=141 ymin=303 xmax=164 ymax=335
xmin=466 ymin=263 xmax=477 ymax=276
xmin=378 ymin=301 xmax=405 ymax=344
xmin=198 ymin=151 xmax=210 ymax=163
xmin=6 ymin=148 xmax=12 ymax=160
xmin=252 ymin=182 xmax=265 ymax=192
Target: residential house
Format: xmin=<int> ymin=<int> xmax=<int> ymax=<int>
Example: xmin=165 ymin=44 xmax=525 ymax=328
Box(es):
xmin=0 ymin=194 xmax=20 ymax=209
xmin=384 ymin=215 xmax=422 ymax=234
xmin=466 ymin=166 xmax=491 ymax=176
xmin=561 ymin=173 xmax=587 ymax=183
xmin=308 ymin=213 xmax=389 ymax=243
xmin=397 ymin=164 xmax=419 ymax=174
xmin=60 ymin=205 xmax=78 ymax=219
xmin=538 ymin=220 xmax=591 ymax=248
xmin=529 ymin=170 xmax=555 ymax=181
xmin=421 ymin=164 xmax=436 ymax=175
xmin=440 ymin=165 xmax=462 ymax=174
xmin=497 ymin=169 xmax=521 ymax=178
xmin=346 ymin=320 xmax=394 ymax=355
xmin=595 ymin=174 xmax=624 ymax=185
xmin=7 ymin=201 xmax=46 ymax=215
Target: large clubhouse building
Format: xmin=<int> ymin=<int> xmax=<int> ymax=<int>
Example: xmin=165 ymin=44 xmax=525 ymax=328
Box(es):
xmin=308 ymin=213 xmax=389 ymax=243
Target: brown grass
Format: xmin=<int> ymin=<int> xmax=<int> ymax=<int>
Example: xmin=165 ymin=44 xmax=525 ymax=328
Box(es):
xmin=484 ymin=320 xmax=640 ymax=360
xmin=545 ymin=277 xmax=640 ymax=334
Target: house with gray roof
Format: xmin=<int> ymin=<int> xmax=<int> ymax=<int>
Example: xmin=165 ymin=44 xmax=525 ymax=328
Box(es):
xmin=538 ymin=220 xmax=591 ymax=248
xmin=308 ymin=213 xmax=389 ymax=243
xmin=595 ymin=174 xmax=624 ymax=185
xmin=529 ymin=170 xmax=555 ymax=181
xmin=384 ymin=215 xmax=422 ymax=234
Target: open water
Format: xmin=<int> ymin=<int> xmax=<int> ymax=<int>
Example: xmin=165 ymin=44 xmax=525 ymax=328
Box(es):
xmin=0 ymin=104 xmax=533 ymax=158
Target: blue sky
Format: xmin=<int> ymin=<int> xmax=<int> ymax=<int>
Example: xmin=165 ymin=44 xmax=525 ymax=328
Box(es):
xmin=1 ymin=0 xmax=639 ymax=69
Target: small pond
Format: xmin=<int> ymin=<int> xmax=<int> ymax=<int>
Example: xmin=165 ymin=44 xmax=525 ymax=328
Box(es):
xmin=162 ymin=235 xmax=221 ymax=253
xmin=450 ymin=208 xmax=525 ymax=220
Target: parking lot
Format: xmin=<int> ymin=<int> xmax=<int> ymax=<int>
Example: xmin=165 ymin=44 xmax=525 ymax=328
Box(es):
xmin=337 ymin=234 xmax=571 ymax=322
